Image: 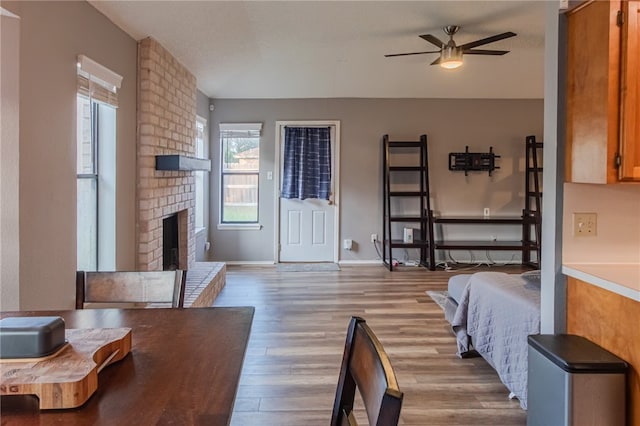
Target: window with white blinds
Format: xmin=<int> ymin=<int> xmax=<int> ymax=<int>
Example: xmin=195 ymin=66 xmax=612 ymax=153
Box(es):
xmin=76 ymin=55 xmax=120 ymax=271
xmin=195 ymin=116 xmax=208 ymax=230
xmin=219 ymin=123 xmax=262 ymax=226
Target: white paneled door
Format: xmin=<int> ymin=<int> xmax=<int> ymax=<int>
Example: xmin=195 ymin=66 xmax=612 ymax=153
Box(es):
xmin=276 ymin=121 xmax=339 ymax=263
xmin=279 ymin=197 xmax=335 ymax=262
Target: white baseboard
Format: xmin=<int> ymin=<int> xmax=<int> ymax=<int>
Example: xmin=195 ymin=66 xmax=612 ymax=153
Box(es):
xmin=222 ymin=260 xmax=275 ymax=266
xmin=220 ymin=257 xmax=527 ymax=267
xmin=223 ymin=260 xmax=386 ymax=266
xmin=338 ymin=260 xmax=384 ymax=265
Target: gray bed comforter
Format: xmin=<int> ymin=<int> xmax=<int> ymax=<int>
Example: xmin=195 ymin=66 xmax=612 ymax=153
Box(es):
xmin=450 ymin=271 xmax=541 ymax=409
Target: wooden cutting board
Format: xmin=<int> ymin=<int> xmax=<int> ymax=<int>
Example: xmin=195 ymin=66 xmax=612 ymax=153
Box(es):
xmin=0 ymin=327 xmax=131 ymax=409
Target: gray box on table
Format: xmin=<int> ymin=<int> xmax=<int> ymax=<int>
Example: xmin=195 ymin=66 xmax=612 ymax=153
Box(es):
xmin=527 ymin=334 xmax=627 ymax=426
xmin=0 ymin=316 xmax=66 ymax=359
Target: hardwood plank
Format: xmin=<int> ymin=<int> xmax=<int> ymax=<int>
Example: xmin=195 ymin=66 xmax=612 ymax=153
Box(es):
xmin=215 ymin=265 xmax=529 ymax=425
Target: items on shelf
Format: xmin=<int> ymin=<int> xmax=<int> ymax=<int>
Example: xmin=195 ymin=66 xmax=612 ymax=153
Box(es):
xmin=448 ymin=146 xmax=500 ymax=176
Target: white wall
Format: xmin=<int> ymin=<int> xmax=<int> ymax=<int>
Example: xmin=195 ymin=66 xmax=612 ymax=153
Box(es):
xmin=0 ymin=9 xmax=21 ymax=311
xmin=209 ymin=98 xmax=544 ymax=264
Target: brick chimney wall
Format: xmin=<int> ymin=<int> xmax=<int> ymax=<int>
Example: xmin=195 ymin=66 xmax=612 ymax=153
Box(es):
xmin=136 ymin=37 xmax=196 ymax=271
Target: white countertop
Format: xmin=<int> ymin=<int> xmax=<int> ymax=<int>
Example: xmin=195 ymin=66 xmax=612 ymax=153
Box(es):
xmin=563 ymin=263 xmax=640 ymax=302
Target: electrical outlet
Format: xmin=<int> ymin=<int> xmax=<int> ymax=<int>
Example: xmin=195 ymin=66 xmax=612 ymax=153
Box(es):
xmin=343 ymin=239 xmax=353 ymax=250
xmin=371 ymin=233 xmax=378 ymax=243
xmin=483 ymin=207 xmax=490 ymax=217
xmin=573 ymin=212 xmax=597 ymax=236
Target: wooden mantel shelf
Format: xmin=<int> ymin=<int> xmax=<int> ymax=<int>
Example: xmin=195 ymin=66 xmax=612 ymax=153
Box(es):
xmin=155 ymin=155 xmax=211 ymax=171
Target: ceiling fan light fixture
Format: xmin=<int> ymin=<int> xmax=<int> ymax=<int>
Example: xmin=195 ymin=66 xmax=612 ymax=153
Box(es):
xmin=385 ymin=26 xmax=516 ymax=70
xmin=441 ymin=58 xmax=463 ymax=69
xmin=440 ymin=46 xmax=463 ymax=69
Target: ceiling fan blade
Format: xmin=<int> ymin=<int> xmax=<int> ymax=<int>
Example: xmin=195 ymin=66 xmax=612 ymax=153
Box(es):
xmin=419 ymin=34 xmax=445 ymax=48
xmin=458 ymin=31 xmax=516 ymax=50
xmin=463 ymin=49 xmax=509 ymax=56
xmin=384 ymin=50 xmax=440 ymax=57
xmin=430 ymin=57 xmax=441 ymax=66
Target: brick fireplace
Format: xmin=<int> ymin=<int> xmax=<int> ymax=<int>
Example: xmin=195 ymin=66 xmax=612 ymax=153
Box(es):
xmin=136 ymin=37 xmax=196 ymax=271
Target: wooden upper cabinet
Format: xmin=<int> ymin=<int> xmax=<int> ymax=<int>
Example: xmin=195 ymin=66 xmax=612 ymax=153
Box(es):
xmin=566 ymin=1 xmax=640 ymax=183
xmin=619 ymin=1 xmax=640 ymax=180
xmin=566 ymin=1 xmax=621 ymax=184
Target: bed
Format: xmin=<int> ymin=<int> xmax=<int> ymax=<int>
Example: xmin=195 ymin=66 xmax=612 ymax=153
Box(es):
xmin=444 ymin=271 xmax=541 ymax=409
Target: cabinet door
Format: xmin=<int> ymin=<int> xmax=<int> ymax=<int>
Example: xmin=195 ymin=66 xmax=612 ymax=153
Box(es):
xmin=619 ymin=1 xmax=640 ymax=180
xmin=565 ymin=1 xmax=621 ymax=184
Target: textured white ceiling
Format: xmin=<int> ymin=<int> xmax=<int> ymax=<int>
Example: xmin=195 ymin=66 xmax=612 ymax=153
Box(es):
xmin=88 ymin=1 xmax=546 ymax=99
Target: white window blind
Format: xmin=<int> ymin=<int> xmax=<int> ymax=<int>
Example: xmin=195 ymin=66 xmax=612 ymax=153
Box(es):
xmin=219 ymin=123 xmax=262 ymax=138
xmin=76 ymin=55 xmax=122 ymax=107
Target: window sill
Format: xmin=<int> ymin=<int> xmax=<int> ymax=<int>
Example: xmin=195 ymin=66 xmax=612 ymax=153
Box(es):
xmin=217 ymin=223 xmax=262 ymax=231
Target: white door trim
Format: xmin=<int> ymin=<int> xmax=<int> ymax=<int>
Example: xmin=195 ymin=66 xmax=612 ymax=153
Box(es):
xmin=274 ymin=120 xmax=341 ymax=263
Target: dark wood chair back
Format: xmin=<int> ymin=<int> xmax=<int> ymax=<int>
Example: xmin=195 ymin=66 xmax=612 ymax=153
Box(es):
xmin=76 ymin=270 xmax=186 ymax=309
xmin=331 ymin=316 xmax=403 ymax=426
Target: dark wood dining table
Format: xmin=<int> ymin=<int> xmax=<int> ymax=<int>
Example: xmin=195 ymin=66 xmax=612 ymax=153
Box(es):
xmin=0 ymin=306 xmax=254 ymax=425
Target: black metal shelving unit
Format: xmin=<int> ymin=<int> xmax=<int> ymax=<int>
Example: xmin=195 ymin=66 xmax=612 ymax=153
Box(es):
xmin=431 ymin=135 xmax=543 ymax=269
xmin=382 ymin=134 xmax=434 ymax=271
xmin=522 ymin=135 xmax=543 ymax=267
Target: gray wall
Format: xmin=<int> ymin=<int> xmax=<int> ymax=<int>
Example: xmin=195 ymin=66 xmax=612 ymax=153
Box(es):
xmin=4 ymin=1 xmax=137 ymax=309
xmin=541 ymin=3 xmax=565 ymax=333
xmin=208 ymin=98 xmax=544 ymax=264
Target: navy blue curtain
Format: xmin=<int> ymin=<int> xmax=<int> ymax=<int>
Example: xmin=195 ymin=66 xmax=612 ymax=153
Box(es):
xmin=281 ymin=127 xmax=331 ymax=200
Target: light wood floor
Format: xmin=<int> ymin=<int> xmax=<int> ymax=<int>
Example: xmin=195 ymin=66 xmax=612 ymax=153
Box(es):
xmin=214 ymin=264 xmax=529 ymax=425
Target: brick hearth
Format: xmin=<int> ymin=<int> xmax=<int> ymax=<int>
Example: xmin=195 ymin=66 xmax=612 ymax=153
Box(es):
xmin=183 ymin=262 xmax=226 ymax=307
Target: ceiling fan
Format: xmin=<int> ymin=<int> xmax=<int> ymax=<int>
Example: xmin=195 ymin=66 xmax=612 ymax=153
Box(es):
xmin=385 ymin=25 xmax=516 ymax=69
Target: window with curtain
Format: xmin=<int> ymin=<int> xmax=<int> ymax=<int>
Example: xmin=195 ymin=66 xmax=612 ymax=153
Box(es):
xmin=281 ymin=126 xmax=331 ymax=200
xmin=219 ymin=123 xmax=262 ymax=224
xmin=76 ymin=55 xmax=121 ymax=271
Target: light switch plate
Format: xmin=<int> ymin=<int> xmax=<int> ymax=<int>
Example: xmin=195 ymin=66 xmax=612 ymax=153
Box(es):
xmin=573 ymin=212 xmax=597 ymax=236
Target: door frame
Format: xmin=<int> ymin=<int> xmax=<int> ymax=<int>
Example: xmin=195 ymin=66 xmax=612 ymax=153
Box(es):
xmin=274 ymin=120 xmax=341 ymax=263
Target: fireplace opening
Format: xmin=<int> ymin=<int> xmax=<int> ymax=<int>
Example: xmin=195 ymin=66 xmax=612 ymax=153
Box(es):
xmin=163 ymin=214 xmax=179 ymax=270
